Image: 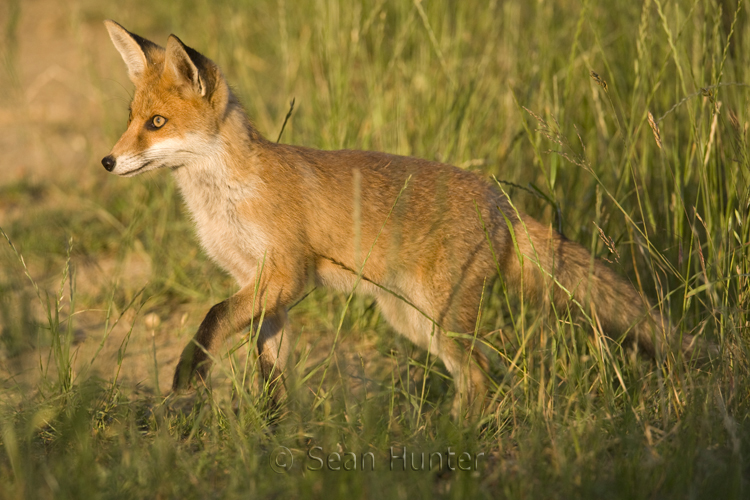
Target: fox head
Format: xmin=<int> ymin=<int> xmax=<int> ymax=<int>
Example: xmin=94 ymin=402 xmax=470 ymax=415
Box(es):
xmin=102 ymin=20 xmax=232 ymax=176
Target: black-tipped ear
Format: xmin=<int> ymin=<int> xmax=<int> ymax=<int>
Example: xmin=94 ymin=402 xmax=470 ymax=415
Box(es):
xmin=164 ymin=34 xmax=208 ymax=97
xmin=104 ymin=20 xmax=163 ymax=83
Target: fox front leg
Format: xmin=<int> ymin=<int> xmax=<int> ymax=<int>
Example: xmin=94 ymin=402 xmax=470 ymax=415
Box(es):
xmin=254 ymin=310 xmax=291 ymax=418
xmin=171 ymin=277 xmax=296 ymax=392
xmin=171 ymin=284 xmax=266 ymax=391
xmin=172 ymin=299 xmax=234 ymax=391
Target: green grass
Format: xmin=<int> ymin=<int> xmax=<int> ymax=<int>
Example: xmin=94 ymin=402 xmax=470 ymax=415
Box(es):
xmin=1 ymin=0 xmax=749 ymax=497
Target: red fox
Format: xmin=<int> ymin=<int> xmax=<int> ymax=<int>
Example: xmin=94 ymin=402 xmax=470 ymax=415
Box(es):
xmin=102 ymin=20 xmax=696 ymax=418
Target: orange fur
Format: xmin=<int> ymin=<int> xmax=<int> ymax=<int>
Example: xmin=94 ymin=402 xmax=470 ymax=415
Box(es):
xmin=103 ymin=21 xmax=694 ymax=420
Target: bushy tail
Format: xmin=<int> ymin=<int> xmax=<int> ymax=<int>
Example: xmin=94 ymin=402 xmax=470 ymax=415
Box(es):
xmin=502 ymin=213 xmax=699 ymax=358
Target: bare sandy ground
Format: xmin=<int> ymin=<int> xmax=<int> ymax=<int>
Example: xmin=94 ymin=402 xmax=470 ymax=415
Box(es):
xmin=2 ymin=1 xmax=107 ymax=186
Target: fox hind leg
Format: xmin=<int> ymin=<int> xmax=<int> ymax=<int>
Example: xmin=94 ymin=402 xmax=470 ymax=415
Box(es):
xmin=375 ymin=292 xmax=488 ymax=419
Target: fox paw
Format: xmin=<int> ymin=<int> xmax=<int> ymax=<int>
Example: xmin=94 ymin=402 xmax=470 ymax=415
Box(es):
xmin=172 ymin=344 xmax=209 ymax=392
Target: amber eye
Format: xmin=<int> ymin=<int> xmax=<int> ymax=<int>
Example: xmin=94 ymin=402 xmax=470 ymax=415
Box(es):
xmin=149 ymin=115 xmax=167 ymax=129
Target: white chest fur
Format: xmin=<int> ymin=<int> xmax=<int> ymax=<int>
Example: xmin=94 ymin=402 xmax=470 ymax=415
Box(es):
xmin=172 ymin=159 xmax=267 ymax=286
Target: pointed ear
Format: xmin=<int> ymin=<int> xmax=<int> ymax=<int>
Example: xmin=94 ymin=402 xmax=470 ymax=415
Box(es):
xmin=104 ymin=20 xmax=162 ymax=82
xmin=164 ymin=35 xmax=207 ymax=97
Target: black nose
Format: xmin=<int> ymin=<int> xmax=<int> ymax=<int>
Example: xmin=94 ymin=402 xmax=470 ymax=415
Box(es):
xmin=101 ymin=155 xmax=116 ymax=171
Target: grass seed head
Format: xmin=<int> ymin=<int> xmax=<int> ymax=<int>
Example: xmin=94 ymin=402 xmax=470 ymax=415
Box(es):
xmin=647 ymin=111 xmax=663 ymax=149
xmin=589 ymin=70 xmax=608 ymax=92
